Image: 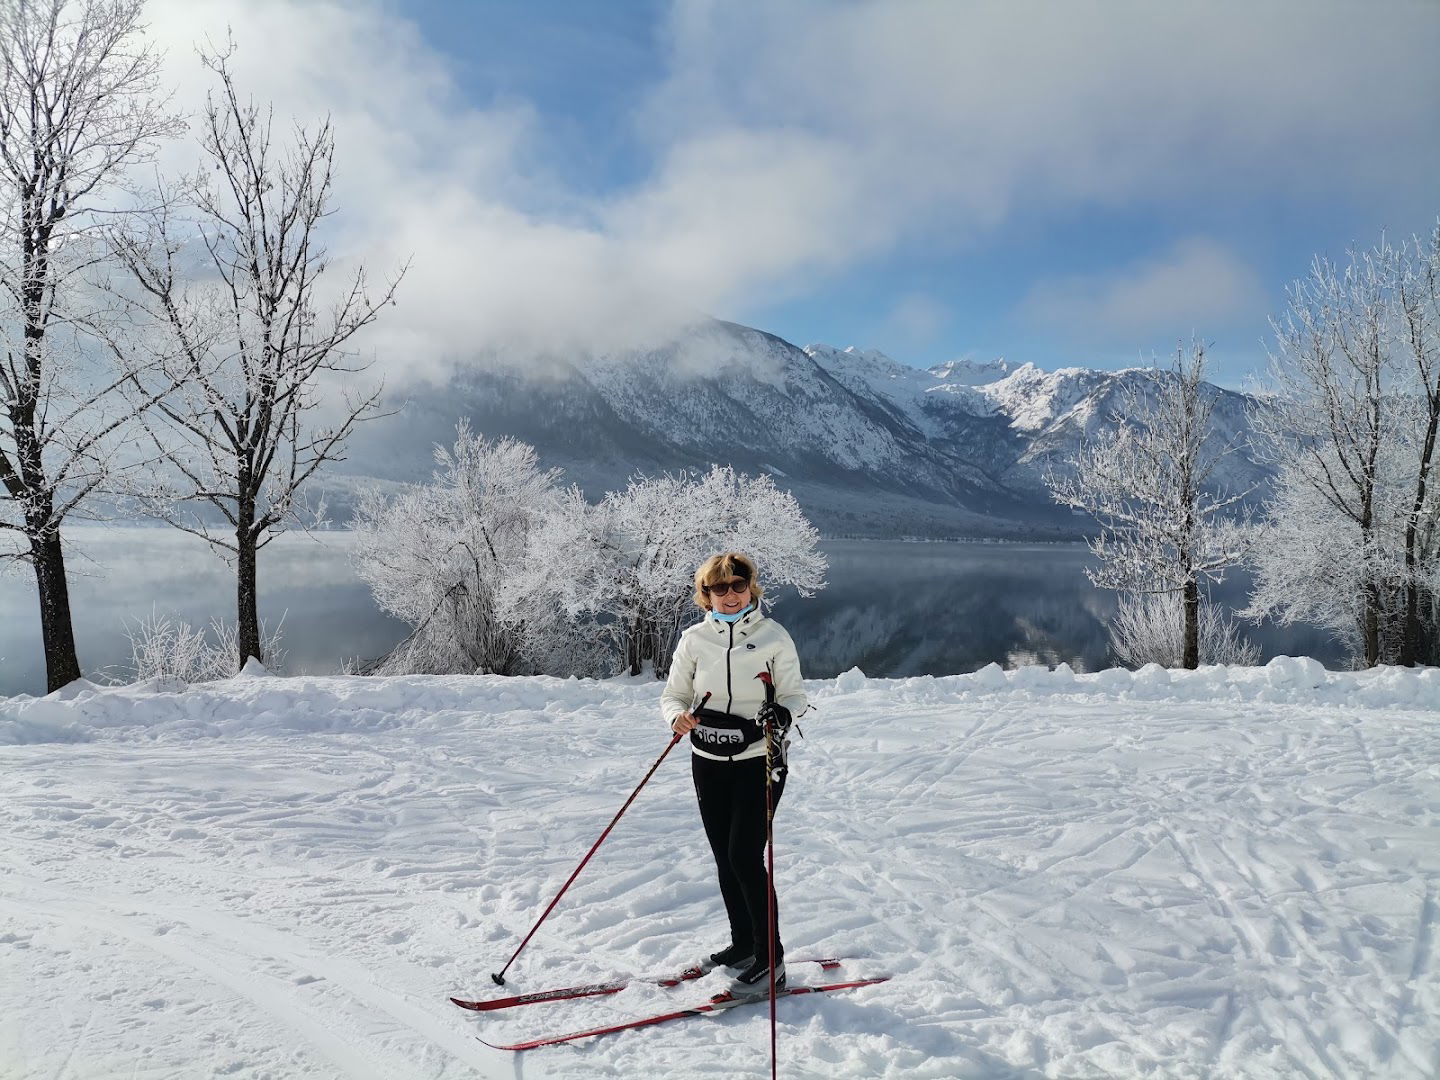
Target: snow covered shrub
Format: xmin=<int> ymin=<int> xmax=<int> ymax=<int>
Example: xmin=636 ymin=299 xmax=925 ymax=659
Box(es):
xmin=1201 ymin=605 xmax=1264 ymax=667
xmin=121 ymin=609 xmax=287 ymax=683
xmin=1109 ymin=593 xmax=1261 ymax=669
xmin=350 ymin=422 xmax=571 ymax=676
xmin=529 ymin=466 xmax=827 ymax=676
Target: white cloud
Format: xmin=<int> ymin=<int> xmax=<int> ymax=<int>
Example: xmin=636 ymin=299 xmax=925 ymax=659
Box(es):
xmin=647 ymin=0 xmax=1440 ymax=226
xmin=143 ymin=0 xmax=700 ymax=386
xmin=1018 ymin=237 xmax=1265 ymax=339
xmin=133 ymin=0 xmax=1438 ymax=386
xmin=886 ymin=294 xmax=951 ymax=345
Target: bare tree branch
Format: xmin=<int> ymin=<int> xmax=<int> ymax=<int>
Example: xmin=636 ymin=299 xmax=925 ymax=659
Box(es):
xmin=112 ymin=45 xmax=404 ymax=671
xmin=0 ymin=0 xmax=181 ymax=690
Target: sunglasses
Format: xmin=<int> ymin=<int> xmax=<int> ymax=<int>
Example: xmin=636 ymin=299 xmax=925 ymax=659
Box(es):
xmin=703 ymin=578 xmax=751 ymax=596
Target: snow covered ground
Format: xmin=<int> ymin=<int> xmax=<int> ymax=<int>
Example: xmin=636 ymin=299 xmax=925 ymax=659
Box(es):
xmin=1 ymin=658 xmax=1437 ymax=1079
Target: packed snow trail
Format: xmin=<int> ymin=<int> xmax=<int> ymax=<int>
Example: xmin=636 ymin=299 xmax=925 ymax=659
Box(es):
xmin=1 ymin=658 xmax=1437 ymax=1078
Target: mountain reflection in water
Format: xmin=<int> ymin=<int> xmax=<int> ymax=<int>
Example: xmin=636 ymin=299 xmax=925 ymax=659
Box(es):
xmin=770 ymin=540 xmax=1342 ymax=678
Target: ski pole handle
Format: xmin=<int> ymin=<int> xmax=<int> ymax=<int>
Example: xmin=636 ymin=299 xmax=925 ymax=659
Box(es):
xmin=756 ymin=667 xmax=776 ymax=709
xmin=670 ymin=689 xmax=712 ymax=736
xmin=757 ymin=671 xmax=780 ymax=775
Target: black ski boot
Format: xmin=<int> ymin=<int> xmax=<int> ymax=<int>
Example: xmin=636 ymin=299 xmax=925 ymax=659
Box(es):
xmin=708 ymin=942 xmax=754 ymax=970
xmin=729 ymin=952 xmax=785 ymax=994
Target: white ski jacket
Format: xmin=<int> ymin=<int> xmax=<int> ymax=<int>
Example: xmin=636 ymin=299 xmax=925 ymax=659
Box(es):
xmin=660 ymin=606 xmax=808 ymax=762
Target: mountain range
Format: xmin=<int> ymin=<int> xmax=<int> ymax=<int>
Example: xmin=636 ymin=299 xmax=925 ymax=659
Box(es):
xmin=329 ymin=318 xmax=1268 ymax=540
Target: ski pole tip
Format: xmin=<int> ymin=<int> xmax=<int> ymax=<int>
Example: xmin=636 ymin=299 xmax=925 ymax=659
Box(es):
xmin=491 ymin=972 xmax=506 ymax=986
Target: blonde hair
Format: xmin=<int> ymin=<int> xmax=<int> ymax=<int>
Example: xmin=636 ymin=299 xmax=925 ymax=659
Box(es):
xmin=692 ymin=551 xmax=764 ymax=611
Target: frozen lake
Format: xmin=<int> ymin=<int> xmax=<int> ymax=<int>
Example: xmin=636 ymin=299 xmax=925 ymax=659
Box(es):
xmin=0 ymin=528 xmax=1343 ymax=697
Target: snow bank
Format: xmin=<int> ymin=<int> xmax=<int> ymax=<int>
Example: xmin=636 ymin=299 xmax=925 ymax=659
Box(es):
xmin=810 ymin=657 xmax=1436 ymax=713
xmin=2 ymin=659 xmax=1433 ymax=746
xmin=0 ymin=671 xmax=614 ymax=745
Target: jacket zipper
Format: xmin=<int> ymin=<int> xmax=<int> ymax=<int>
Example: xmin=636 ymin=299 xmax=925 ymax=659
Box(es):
xmin=724 ymin=621 xmax=735 ymax=714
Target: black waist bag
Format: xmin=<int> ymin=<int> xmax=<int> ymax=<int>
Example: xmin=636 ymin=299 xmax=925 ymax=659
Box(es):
xmin=690 ymin=707 xmax=762 ymax=757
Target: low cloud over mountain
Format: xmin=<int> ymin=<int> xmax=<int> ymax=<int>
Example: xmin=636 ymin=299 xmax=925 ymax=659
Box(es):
xmin=330 ymin=319 xmax=1268 ymax=539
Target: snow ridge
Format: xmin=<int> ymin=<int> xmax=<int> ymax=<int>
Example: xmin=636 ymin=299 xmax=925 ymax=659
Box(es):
xmin=3 ymin=659 xmax=1433 ymax=745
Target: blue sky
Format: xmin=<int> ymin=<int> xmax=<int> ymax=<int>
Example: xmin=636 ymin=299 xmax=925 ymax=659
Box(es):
xmin=152 ymin=0 xmax=1440 ymax=390
xmin=392 ymin=0 xmax=668 ymax=195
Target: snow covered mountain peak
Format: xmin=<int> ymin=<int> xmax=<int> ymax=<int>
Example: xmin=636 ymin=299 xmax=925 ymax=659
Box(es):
xmin=805 ymin=343 xmax=918 ymax=381
xmin=807 ymin=345 xmax=1018 ymax=391
xmin=978 ymin=362 xmax=1120 ymax=434
xmin=928 ymin=357 xmax=1016 ymax=386
xmin=840 ymin=344 xmax=892 ymax=364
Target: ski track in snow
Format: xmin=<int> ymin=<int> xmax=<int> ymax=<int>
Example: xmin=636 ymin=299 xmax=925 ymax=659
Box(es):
xmin=0 ymin=661 xmax=1437 ymax=1079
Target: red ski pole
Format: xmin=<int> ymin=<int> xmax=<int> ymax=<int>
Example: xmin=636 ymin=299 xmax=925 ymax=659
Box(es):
xmin=491 ymin=691 xmax=710 ymax=986
xmin=758 ymin=669 xmax=780 ymax=1080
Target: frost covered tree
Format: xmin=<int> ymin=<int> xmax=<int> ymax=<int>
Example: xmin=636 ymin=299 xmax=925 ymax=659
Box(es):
xmin=1245 ymin=238 xmax=1429 ymax=666
xmin=0 ymin=0 xmax=179 ymax=690
xmin=350 ymin=422 xmax=571 ymax=676
xmin=531 ymin=465 xmax=827 ymax=677
xmin=1240 ymin=457 xmax=1413 ymax=663
xmin=1046 ymin=341 xmax=1251 ymax=669
xmin=354 ymin=452 xmax=827 ymax=679
xmin=1393 ymin=224 xmax=1440 ymax=664
xmin=110 ymin=48 xmax=402 ymax=673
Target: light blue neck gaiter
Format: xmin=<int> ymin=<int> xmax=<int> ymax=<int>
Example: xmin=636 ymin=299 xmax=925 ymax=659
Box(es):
xmin=709 ymin=603 xmax=754 ymax=624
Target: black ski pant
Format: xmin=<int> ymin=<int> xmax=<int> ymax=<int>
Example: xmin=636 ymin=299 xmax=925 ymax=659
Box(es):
xmin=692 ymin=752 xmax=786 ymax=963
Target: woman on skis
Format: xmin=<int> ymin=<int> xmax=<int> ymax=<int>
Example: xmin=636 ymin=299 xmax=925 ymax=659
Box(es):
xmin=660 ymin=551 xmax=808 ymax=993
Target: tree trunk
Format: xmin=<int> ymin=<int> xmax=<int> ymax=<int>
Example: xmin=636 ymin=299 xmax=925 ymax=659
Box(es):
xmin=1402 ymin=574 xmax=1421 ymax=668
xmin=29 ymin=523 xmax=82 ymax=692
xmin=625 ymin=614 xmax=658 ymax=677
xmin=1360 ymin=461 xmax=1380 ymax=666
xmin=1420 ymin=583 xmax=1440 ymax=665
xmin=1182 ymin=578 xmax=1199 ymax=670
xmin=16 ymin=248 xmax=81 ymax=692
xmin=236 ymin=512 xmax=262 ymax=672
xmin=1362 ymin=579 xmax=1381 ymax=668
xmin=1401 ymin=408 xmax=1438 ymax=666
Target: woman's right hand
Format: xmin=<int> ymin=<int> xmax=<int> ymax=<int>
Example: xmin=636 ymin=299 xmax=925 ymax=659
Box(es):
xmin=671 ymin=712 xmax=699 ymax=735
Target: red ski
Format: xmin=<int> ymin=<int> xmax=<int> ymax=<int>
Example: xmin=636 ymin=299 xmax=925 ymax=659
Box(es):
xmin=451 ymin=957 xmax=850 ymax=1013
xmin=474 ymin=975 xmax=891 ymax=1051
